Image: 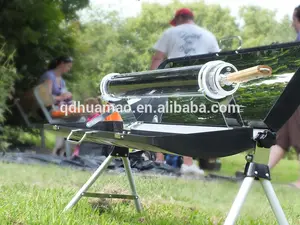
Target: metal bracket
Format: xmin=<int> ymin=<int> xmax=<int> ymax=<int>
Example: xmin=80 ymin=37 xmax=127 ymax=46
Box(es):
xmin=243 ymin=157 xmax=271 ymax=180
xmin=53 ymin=125 xmax=60 ymax=130
xmin=66 ymin=130 xmax=98 ymax=144
xmin=254 ymin=130 xmax=276 ymax=148
xmin=111 ymin=147 xmax=129 ymax=157
xmin=114 ymin=132 xmax=124 ymax=139
xmin=66 ymin=129 xmax=86 ymax=144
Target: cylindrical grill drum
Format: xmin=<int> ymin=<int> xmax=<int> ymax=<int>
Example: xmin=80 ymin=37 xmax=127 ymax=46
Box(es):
xmin=100 ymin=60 xmax=271 ymax=102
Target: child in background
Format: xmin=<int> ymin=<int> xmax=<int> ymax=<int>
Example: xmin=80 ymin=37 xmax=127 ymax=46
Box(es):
xmin=85 ymin=97 xmax=101 ymax=122
xmin=72 ymin=97 xmax=102 ymax=158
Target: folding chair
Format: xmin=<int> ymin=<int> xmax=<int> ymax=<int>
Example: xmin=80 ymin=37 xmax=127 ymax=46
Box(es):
xmin=14 ymin=82 xmax=87 ymax=156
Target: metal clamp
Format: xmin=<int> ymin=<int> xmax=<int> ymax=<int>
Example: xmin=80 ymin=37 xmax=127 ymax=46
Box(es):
xmin=66 ymin=129 xmax=86 ymax=144
xmin=67 ymin=130 xmax=100 ymax=144
xmin=254 ymin=130 xmax=276 ymax=148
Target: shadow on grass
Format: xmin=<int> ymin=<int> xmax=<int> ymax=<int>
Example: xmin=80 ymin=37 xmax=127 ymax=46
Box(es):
xmin=87 ymin=186 xmax=133 ymax=215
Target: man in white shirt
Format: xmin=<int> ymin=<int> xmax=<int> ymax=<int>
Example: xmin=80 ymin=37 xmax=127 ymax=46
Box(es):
xmin=149 ymin=8 xmax=220 ymax=177
xmin=150 ymin=8 xmax=220 ymax=70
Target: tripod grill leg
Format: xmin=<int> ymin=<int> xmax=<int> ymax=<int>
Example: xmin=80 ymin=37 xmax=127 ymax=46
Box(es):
xmin=224 ymin=177 xmax=255 ymax=225
xmin=260 ymin=179 xmax=289 ymax=225
xmin=122 ymin=157 xmax=142 ymax=212
xmin=63 ymin=155 xmax=114 ymax=212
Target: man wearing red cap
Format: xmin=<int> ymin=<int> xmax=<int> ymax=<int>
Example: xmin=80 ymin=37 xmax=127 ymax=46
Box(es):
xmin=150 ymin=8 xmax=220 ymax=70
xmin=149 ymin=8 xmax=220 ymax=177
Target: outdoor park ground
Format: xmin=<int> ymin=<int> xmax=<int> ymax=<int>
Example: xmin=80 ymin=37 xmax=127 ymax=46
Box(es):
xmin=1 ymin=132 xmax=300 ymax=224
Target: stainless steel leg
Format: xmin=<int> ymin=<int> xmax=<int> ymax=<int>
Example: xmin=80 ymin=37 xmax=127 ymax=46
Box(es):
xmin=224 ymin=177 xmax=289 ymax=225
xmin=65 ymin=141 xmax=72 ymax=158
xmin=122 ymin=157 xmax=142 ymax=212
xmin=63 ymin=155 xmax=114 ymax=212
xmin=223 ymin=177 xmax=254 ymax=225
xmin=261 ymin=179 xmax=289 ymax=225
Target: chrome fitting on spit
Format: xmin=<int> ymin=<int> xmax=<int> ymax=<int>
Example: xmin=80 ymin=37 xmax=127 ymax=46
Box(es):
xmin=100 ymin=73 xmax=121 ymax=102
xmin=198 ymin=60 xmax=239 ymax=100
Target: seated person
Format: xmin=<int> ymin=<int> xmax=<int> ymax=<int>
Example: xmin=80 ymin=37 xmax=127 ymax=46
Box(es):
xmin=39 ymin=55 xmax=74 ymax=156
xmin=40 ymin=56 xmax=73 ymax=107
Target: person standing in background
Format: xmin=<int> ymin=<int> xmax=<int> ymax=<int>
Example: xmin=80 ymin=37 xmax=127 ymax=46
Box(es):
xmin=292 ymin=5 xmax=300 ymax=41
xmin=150 ymin=8 xmax=220 ymax=70
xmin=149 ymin=8 xmax=220 ymax=177
xmin=266 ymin=5 xmax=300 ymax=188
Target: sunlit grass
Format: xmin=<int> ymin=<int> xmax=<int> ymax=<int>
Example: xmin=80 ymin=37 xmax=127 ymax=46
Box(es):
xmin=0 ymin=151 xmax=299 ymax=224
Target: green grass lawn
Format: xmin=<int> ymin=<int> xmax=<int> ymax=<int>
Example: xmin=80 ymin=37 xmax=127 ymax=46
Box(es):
xmin=1 ymin=152 xmax=300 ymax=225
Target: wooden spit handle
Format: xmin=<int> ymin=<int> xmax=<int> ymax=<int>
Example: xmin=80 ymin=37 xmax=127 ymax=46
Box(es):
xmin=225 ymin=65 xmax=272 ymax=83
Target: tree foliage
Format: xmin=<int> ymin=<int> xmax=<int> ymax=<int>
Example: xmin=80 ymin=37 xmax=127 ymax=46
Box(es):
xmin=0 ymin=43 xmax=20 ymax=123
xmin=0 ymin=0 xmax=89 ymax=128
xmin=0 ymin=0 xmax=89 ymax=91
xmin=72 ymin=1 xmax=296 ymax=89
xmin=0 ymin=40 xmax=20 ymax=150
